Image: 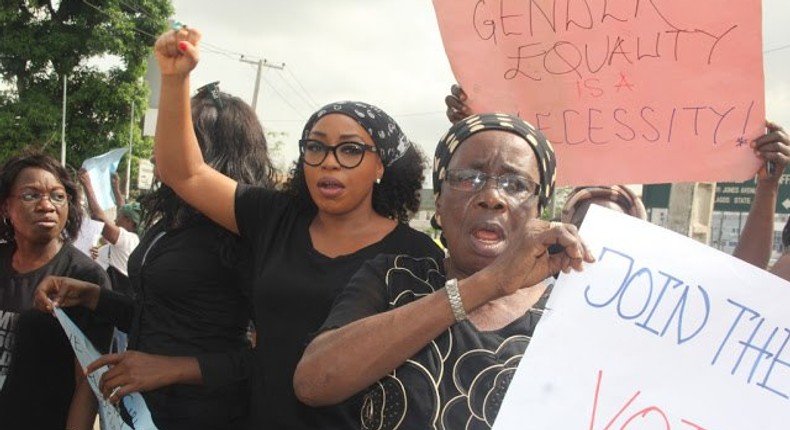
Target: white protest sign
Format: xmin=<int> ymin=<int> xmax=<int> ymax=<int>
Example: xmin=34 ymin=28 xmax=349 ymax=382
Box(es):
xmin=73 ymin=218 xmax=104 ymax=258
xmin=81 ymin=148 xmax=128 ymax=211
xmin=54 ymin=308 xmax=158 ymax=430
xmin=493 ymin=205 xmax=790 ymax=429
xmin=137 ymin=158 xmax=155 ymax=190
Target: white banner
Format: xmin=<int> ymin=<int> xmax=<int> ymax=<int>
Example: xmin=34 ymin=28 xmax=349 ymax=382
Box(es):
xmin=494 ymin=205 xmax=790 ymax=429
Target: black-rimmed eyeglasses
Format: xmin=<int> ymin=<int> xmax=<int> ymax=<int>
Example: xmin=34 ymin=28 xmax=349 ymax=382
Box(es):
xmin=299 ymin=139 xmax=378 ymax=169
xmin=445 ymin=168 xmax=539 ymax=201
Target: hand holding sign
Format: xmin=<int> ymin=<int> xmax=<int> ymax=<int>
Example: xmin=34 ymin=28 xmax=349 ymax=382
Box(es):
xmin=86 ymin=351 xmax=200 ymax=403
xmin=754 ymin=121 xmax=790 ymax=181
xmin=52 ymin=308 xmax=158 ymax=430
xmin=492 ymin=206 xmax=790 ymax=429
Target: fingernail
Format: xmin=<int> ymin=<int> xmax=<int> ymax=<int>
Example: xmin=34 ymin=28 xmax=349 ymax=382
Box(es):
xmin=178 ymin=41 xmax=188 ymax=51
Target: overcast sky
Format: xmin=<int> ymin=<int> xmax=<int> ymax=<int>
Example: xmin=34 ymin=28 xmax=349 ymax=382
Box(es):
xmin=167 ymin=0 xmax=790 ymax=172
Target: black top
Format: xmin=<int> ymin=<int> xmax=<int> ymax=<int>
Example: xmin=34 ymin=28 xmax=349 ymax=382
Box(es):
xmin=234 ymin=184 xmax=444 ymax=429
xmin=0 ymin=242 xmax=113 ymax=430
xmin=322 ymin=254 xmax=550 ymax=430
xmin=92 ymin=221 xmax=253 ymax=429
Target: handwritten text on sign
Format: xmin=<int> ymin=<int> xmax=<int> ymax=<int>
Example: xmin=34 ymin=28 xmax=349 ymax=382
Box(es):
xmin=492 ymin=206 xmax=790 ymax=429
xmin=54 ymin=309 xmax=158 ymax=430
xmin=432 ymin=0 xmax=764 ymax=185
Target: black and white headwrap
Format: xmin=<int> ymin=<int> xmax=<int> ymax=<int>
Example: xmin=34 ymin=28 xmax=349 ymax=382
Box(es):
xmin=432 ymin=113 xmax=557 ymax=210
xmin=301 ymin=101 xmax=412 ymax=167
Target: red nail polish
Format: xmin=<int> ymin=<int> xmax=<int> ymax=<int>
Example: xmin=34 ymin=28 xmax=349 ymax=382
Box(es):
xmin=178 ymin=41 xmax=188 ymax=51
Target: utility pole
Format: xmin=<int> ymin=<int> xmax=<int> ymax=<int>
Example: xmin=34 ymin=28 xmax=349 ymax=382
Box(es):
xmin=61 ymin=75 xmax=67 ymax=166
xmin=239 ymin=57 xmax=285 ymax=110
xmin=126 ymin=100 xmax=134 ymax=199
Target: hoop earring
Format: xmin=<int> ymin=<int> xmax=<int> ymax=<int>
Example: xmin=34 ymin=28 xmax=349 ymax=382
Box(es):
xmin=2 ymin=217 xmax=10 ymax=227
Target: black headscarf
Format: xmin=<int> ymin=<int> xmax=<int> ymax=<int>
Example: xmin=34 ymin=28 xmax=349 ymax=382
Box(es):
xmin=432 ymin=113 xmax=557 ymax=210
xmin=301 ymin=101 xmax=411 ymax=167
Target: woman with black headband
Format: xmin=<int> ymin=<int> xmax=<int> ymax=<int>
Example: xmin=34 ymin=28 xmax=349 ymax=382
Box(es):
xmin=294 ymin=113 xmax=595 ymax=429
xmin=132 ymin=28 xmax=443 ymax=429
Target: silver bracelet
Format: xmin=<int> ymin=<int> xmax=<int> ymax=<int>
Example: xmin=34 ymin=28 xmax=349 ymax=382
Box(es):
xmin=445 ymin=278 xmax=467 ymax=322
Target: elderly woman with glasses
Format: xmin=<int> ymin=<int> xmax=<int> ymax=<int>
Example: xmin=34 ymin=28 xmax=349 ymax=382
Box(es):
xmin=294 ymin=114 xmax=595 ymax=429
xmin=0 ymin=152 xmax=113 ymax=430
xmin=132 ymin=28 xmax=444 ymax=429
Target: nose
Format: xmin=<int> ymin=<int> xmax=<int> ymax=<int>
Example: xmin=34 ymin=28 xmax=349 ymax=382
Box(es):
xmin=475 ymin=183 xmax=506 ymax=210
xmin=35 ymin=195 xmax=57 ymax=211
xmin=320 ymin=148 xmax=342 ymax=170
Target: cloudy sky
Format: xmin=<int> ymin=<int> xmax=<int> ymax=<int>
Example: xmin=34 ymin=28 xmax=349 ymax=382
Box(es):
xmin=166 ymin=0 xmax=790 ymax=172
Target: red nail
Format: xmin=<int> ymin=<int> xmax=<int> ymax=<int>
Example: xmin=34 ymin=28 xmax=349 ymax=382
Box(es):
xmin=178 ymin=41 xmax=188 ymax=51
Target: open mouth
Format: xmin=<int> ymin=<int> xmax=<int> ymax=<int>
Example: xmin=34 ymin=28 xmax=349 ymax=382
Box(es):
xmin=317 ymin=177 xmax=345 ymax=190
xmin=316 ymin=177 xmax=346 ymax=198
xmin=472 ymin=226 xmax=504 ymax=242
xmin=469 ymin=223 xmax=506 ymax=256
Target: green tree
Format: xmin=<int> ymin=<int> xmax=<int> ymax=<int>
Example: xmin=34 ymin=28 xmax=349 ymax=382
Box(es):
xmin=0 ymin=0 xmax=172 ymax=182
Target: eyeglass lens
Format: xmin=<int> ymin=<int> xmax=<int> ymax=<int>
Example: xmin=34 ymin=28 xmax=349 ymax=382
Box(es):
xmin=301 ymin=140 xmax=371 ymax=169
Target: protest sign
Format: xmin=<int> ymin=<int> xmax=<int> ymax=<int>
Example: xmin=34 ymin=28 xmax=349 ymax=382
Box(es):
xmin=492 ymin=205 xmax=790 ymax=429
xmin=81 ymin=148 xmax=128 ymax=210
xmin=137 ymin=158 xmax=155 ymax=190
xmin=54 ymin=308 xmax=158 ymax=430
xmin=73 ymin=218 xmax=105 ymax=258
xmin=432 ymin=0 xmax=765 ymax=186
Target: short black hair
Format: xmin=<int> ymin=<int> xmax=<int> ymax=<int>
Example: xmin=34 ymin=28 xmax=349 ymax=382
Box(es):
xmin=0 ymin=151 xmax=82 ymax=242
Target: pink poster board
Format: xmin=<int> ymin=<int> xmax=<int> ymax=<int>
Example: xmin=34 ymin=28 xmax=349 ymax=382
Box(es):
xmin=433 ymin=0 xmax=765 ymax=186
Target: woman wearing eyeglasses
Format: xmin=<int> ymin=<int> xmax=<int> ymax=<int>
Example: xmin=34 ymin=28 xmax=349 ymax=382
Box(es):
xmin=294 ymin=114 xmax=595 ymax=429
xmin=131 ymin=28 xmax=444 ymax=429
xmin=0 ymin=152 xmax=113 ymax=430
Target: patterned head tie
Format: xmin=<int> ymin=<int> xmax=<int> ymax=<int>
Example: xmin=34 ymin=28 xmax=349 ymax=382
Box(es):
xmin=561 ymin=185 xmax=647 ymax=223
xmin=432 ymin=113 xmax=557 ymax=210
xmin=301 ymin=101 xmax=412 ymax=167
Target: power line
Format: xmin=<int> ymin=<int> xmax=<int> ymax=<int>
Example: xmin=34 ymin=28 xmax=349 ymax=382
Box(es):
xmin=765 ymin=43 xmax=790 ymax=54
xmin=260 ymin=73 xmax=308 ymax=119
xmin=82 ymin=0 xmax=159 ymax=40
xmin=273 ymin=69 xmax=317 ymax=112
xmin=239 ymin=61 xmax=307 ymax=119
xmin=285 ymin=68 xmax=320 ymax=107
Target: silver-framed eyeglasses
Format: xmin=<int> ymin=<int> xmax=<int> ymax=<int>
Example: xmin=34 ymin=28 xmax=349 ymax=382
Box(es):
xmin=299 ymin=139 xmax=379 ymax=169
xmin=15 ymin=190 xmax=70 ymax=207
xmin=445 ymin=168 xmax=539 ymax=200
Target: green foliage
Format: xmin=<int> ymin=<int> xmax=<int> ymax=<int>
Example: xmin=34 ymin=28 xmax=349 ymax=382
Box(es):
xmin=0 ymin=0 xmax=173 ymax=187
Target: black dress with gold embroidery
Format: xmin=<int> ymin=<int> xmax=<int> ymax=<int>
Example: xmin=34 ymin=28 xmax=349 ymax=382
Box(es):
xmin=321 ymin=254 xmax=551 ymax=430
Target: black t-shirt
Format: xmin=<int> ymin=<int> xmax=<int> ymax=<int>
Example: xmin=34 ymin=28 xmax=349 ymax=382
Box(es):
xmin=93 ymin=220 xmax=253 ymax=429
xmin=322 ymin=254 xmax=551 ymax=430
xmin=0 ymin=242 xmax=113 ymax=430
xmin=234 ymin=184 xmax=445 ymax=429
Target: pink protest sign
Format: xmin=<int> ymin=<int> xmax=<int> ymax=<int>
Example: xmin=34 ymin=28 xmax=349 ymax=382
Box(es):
xmin=432 ymin=0 xmax=765 ymax=186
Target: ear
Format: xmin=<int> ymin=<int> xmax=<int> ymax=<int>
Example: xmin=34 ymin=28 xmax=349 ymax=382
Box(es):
xmin=434 ymin=195 xmax=443 ymax=227
xmin=375 ymin=157 xmax=384 ymax=182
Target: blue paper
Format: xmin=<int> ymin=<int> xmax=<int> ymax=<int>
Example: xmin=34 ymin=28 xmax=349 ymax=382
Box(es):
xmin=54 ymin=308 xmax=158 ymax=430
xmin=81 ymin=148 xmax=129 ymax=211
